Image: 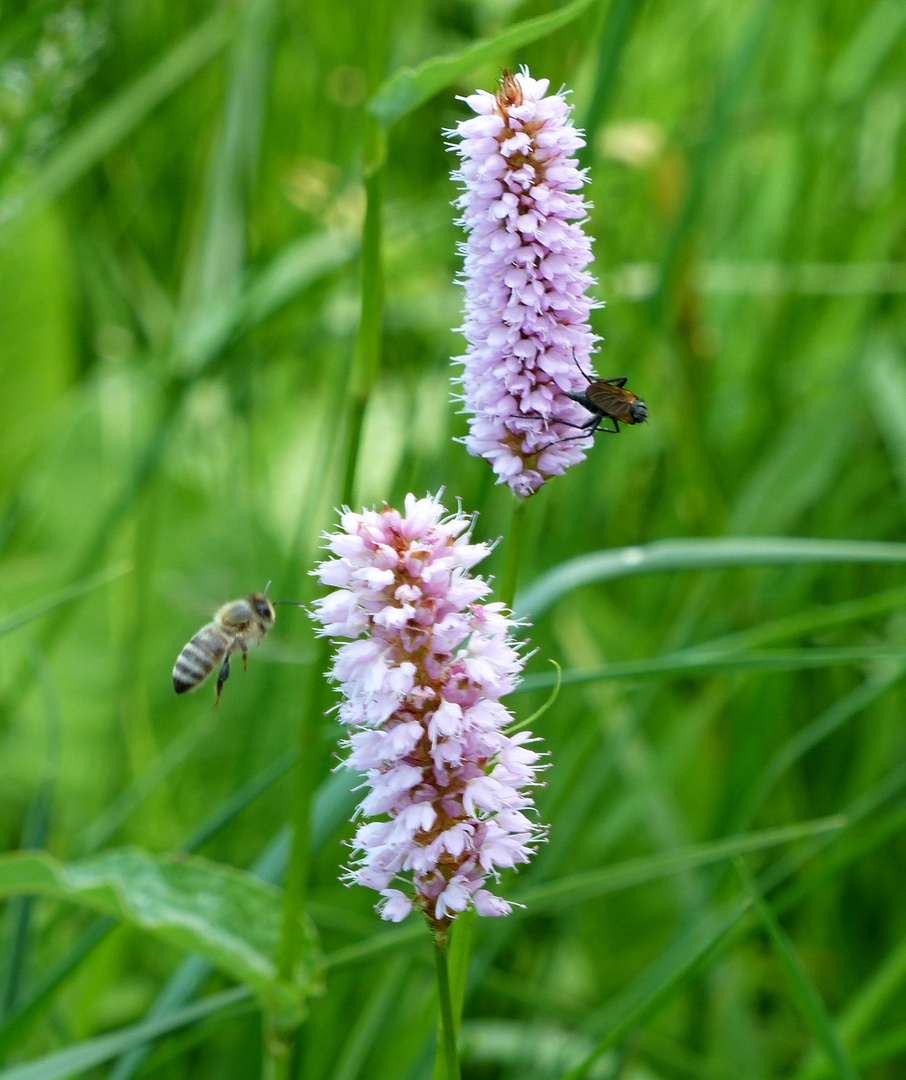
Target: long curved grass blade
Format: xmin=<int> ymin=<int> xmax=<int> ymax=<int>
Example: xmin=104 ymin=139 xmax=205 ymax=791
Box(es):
xmin=559 ymin=900 xmax=751 ymax=1080
xmin=324 ymin=925 xmax=424 ymax=971
xmin=518 ymin=646 xmax=906 ymax=692
xmin=793 ymin=1023 xmax=906 ymax=1079
xmin=516 ymin=537 xmax=906 ymax=618
xmin=0 ymin=919 xmax=112 ymax=1060
xmin=737 ymin=860 xmax=857 ymax=1080
xmin=331 ymin=957 xmax=409 ymax=1080
xmin=0 ymin=11 xmax=231 ymax=227
xmin=696 ymin=583 xmax=906 ymax=654
xmin=0 ymin=562 xmax=131 ymax=638
xmin=646 ymin=0 xmax=773 ymax=323
xmin=517 ymin=816 xmax=845 ymax=910
xmin=794 ymin=930 xmax=906 ymax=1079
xmin=370 ymin=0 xmax=594 ymax=127
xmin=733 ymin=659 xmax=906 ymax=831
xmin=0 ymin=987 xmax=251 ymax=1080
xmin=0 ymin=652 xmax=59 ymax=1020
xmin=579 ymin=0 xmax=643 ymax=162
xmin=75 ymin=711 xmax=218 ymax=855
xmin=105 ymin=956 xmax=212 ymax=1080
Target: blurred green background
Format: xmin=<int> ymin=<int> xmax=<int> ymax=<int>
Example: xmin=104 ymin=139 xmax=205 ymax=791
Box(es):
xmin=1 ymin=0 xmax=905 ymax=1076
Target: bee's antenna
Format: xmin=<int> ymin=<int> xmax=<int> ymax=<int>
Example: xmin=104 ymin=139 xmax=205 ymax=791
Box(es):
xmin=272 ymin=600 xmax=305 ymax=607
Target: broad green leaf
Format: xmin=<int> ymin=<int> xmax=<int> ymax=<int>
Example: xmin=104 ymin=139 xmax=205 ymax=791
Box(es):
xmin=0 ymin=850 xmax=320 ymax=1024
xmin=516 ymin=537 xmax=906 ymax=619
xmin=737 ymin=861 xmax=857 ymax=1080
xmin=370 ymin=0 xmax=595 ymax=127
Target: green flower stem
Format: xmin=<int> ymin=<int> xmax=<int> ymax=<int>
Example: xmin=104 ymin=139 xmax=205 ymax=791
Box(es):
xmin=500 ymin=497 xmax=529 ymax=610
xmin=433 ymin=933 xmax=462 ymax=1080
xmin=262 ymin=1022 xmax=292 ymax=1080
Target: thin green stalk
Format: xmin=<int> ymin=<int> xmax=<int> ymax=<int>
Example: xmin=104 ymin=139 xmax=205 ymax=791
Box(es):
xmin=343 ymin=128 xmax=385 ymax=508
xmin=433 ymin=935 xmax=462 ymax=1080
xmin=500 ymin=497 xmax=528 ymax=609
xmin=579 ymin=0 xmax=642 ymax=168
xmin=269 ymin=101 xmax=386 ymax=1080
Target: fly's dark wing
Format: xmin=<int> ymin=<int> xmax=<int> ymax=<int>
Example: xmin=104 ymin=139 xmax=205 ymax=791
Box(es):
xmin=586 ymin=382 xmax=639 ymax=422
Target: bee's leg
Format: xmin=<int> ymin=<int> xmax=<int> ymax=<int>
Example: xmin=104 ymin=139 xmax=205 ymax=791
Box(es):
xmin=215 ymin=657 xmax=231 ymax=708
xmin=599 ymin=377 xmax=628 ymax=387
xmin=240 ymin=642 xmax=249 ymax=672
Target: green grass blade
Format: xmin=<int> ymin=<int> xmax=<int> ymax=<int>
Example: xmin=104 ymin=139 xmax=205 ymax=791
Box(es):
xmin=838 ymin=931 xmax=906 ymax=1049
xmin=370 ymin=0 xmax=595 ymax=127
xmin=733 ymin=660 xmax=906 ymax=831
xmin=827 ymin=0 xmax=906 ymax=102
xmin=517 ymin=816 xmax=845 ymax=910
xmin=691 ymin=584 xmax=906 ymax=655
xmin=519 ymin=647 xmax=906 ymax=692
xmin=0 ymin=919 xmax=113 ymax=1060
xmin=324 ymin=926 xmax=425 ymax=971
xmin=0 ymin=790 xmax=51 ymax=1019
xmin=579 ymin=0 xmax=643 ymax=161
xmin=516 ymin=537 xmax=906 ymax=619
xmin=331 ymin=957 xmax=409 ymax=1080
xmin=736 ymin=860 xmax=857 ymax=1080
xmin=0 ymin=562 xmax=131 ymax=638
xmin=867 ymin=347 xmax=906 ymax=492
xmin=558 ymin=901 xmax=751 ymax=1080
xmin=106 ymin=956 xmax=212 ymax=1080
xmin=187 ymin=0 xmax=277 ymax=313
xmin=74 ymin=711 xmax=218 ymax=855
xmin=0 ymin=11 xmax=231 ymax=227
xmin=0 ymin=987 xmax=251 ymax=1080
xmin=645 ymin=0 xmax=773 ymax=323
xmin=180 ymin=749 xmax=298 ymax=855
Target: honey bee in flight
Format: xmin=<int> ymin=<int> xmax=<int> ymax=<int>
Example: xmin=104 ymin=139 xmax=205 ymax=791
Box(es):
xmin=172 ymin=590 xmax=276 ymax=706
xmin=539 ymin=355 xmax=647 ymax=451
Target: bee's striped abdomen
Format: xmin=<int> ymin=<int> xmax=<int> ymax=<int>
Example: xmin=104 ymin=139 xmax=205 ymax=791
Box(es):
xmin=172 ymin=623 xmax=228 ymax=694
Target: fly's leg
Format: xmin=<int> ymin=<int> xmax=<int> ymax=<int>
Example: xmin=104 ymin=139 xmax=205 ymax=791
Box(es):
xmin=571 ymin=350 xmax=595 ymax=384
xmin=536 ymin=415 xmax=604 ymax=453
xmin=215 ymin=656 xmax=231 ymax=708
xmin=599 ymin=377 xmax=628 ymax=387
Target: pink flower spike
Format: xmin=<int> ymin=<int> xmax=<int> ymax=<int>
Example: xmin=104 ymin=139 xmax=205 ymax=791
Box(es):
xmin=448 ymin=68 xmax=601 ymax=496
xmin=311 ymin=493 xmax=547 ymax=929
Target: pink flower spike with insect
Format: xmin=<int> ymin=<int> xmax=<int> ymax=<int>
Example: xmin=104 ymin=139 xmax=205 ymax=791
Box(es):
xmin=310 ymin=493 xmax=546 ymax=930
xmin=448 ymin=68 xmax=602 ymax=497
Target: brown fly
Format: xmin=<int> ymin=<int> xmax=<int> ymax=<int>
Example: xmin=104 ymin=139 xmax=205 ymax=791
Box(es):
xmin=537 ymin=355 xmax=647 ymax=452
